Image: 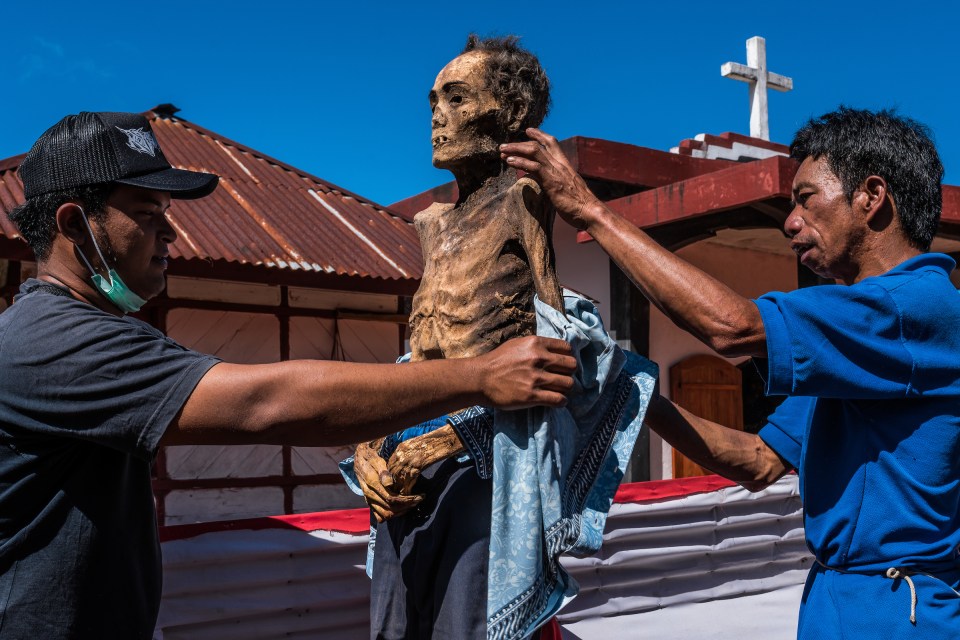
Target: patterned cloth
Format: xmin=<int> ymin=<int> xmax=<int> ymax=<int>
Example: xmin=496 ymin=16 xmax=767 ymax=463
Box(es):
xmin=340 ymin=291 xmax=658 ymax=639
xmin=485 ymin=292 xmax=657 ymax=639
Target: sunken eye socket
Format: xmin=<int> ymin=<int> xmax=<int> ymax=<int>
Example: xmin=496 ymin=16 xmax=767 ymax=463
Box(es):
xmin=449 ymin=95 xmax=464 ymax=105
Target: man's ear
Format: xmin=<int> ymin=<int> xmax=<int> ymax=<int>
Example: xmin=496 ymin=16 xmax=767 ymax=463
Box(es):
xmin=856 ymin=175 xmax=892 ymax=223
xmin=506 ymin=100 xmax=529 ymax=135
xmin=55 ymin=202 xmax=88 ymax=246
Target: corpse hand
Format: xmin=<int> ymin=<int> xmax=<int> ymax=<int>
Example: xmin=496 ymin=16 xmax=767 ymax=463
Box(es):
xmin=354 ymin=438 xmax=422 ymax=522
xmin=500 ymin=128 xmax=602 ymax=231
xmin=387 ymin=424 xmax=466 ymax=494
xmin=477 ymin=335 xmax=576 ymax=410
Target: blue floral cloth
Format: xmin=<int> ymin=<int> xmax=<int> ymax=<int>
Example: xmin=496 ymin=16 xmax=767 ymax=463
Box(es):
xmin=486 ymin=292 xmax=657 ymax=639
xmin=340 ymin=291 xmax=657 ymax=639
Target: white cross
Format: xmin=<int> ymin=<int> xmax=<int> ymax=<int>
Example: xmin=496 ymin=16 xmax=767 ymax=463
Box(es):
xmin=721 ymin=36 xmax=793 ymax=141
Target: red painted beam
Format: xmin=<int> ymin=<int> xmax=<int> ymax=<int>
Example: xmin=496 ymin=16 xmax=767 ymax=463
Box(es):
xmin=0 ymin=154 xmax=25 ymax=174
xmin=389 ymin=137 xmax=734 ymax=216
xmin=0 ymin=236 xmax=32 ymax=262
xmin=390 ymin=181 xmax=458 ymax=218
xmin=566 ymin=136 xmax=733 ymax=187
xmin=942 ymin=185 xmax=960 ymax=224
xmin=577 ymin=155 xmax=798 ymax=242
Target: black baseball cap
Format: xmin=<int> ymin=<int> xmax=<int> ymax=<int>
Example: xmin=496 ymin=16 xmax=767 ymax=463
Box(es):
xmin=18 ymin=111 xmax=219 ymax=200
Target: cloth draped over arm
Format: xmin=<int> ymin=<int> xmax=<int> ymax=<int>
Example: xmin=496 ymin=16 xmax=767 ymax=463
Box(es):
xmin=486 ymin=292 xmax=657 ymax=640
xmin=339 ymin=291 xmax=658 ymax=640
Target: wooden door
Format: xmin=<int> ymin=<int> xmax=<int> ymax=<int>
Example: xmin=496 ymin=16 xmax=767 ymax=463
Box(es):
xmin=670 ymin=354 xmax=744 ymax=478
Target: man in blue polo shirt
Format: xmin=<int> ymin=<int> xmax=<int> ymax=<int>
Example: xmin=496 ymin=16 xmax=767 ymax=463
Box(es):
xmin=500 ymin=108 xmax=960 ymax=637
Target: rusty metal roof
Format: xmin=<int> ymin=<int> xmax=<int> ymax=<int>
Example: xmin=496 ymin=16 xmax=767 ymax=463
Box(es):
xmin=0 ymin=105 xmax=422 ymax=289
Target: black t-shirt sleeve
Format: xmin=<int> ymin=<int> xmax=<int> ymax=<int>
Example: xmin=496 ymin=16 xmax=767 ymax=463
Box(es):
xmin=0 ymin=293 xmax=220 ymax=461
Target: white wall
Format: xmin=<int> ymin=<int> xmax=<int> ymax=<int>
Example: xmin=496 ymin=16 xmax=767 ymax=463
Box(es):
xmin=647 ymin=239 xmax=797 ymax=479
xmin=553 ymin=220 xmax=612 ymax=326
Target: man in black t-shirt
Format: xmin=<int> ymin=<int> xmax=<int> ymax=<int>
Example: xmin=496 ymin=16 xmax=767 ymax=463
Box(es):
xmin=0 ymin=112 xmax=577 ymax=639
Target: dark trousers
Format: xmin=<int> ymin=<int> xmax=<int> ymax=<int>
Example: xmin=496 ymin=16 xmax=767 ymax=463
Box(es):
xmin=370 ymin=457 xmax=490 ymax=640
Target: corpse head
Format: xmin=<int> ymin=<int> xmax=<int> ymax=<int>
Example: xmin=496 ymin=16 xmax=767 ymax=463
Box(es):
xmin=430 ymin=35 xmax=550 ymax=175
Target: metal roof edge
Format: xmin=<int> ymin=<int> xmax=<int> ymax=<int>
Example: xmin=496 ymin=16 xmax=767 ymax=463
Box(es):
xmin=143 ymin=108 xmax=410 ymax=223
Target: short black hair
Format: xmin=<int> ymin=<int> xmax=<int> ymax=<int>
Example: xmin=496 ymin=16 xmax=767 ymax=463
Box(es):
xmin=790 ymin=107 xmax=943 ymax=251
xmin=462 ymin=34 xmax=550 ymax=139
xmin=9 ymin=183 xmax=113 ymax=261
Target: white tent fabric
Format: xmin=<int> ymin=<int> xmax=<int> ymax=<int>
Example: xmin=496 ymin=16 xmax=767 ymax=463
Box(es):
xmin=154 ymin=475 xmax=810 ymax=639
xmin=557 ymin=477 xmax=809 ymax=638
xmin=158 ymin=527 xmax=370 ymax=639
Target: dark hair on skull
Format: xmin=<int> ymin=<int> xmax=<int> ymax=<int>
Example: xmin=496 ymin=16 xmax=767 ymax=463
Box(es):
xmin=462 ymin=34 xmax=550 ymax=140
xmin=791 ymin=107 xmax=943 ymax=251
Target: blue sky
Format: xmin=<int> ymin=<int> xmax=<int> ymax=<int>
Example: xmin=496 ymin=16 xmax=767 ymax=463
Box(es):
xmin=3 ymin=1 xmax=958 ymax=206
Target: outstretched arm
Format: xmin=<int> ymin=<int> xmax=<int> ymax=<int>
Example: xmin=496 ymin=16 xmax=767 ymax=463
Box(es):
xmin=161 ymin=335 xmax=575 ymax=447
xmin=501 ymin=129 xmax=767 ymax=359
xmin=644 ymin=395 xmax=790 ymax=491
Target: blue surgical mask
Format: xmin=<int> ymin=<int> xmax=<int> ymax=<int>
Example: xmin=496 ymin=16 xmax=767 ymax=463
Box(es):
xmin=75 ymin=207 xmax=148 ymax=314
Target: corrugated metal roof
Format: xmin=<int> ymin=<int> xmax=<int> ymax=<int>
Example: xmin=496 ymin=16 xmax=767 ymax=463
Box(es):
xmin=0 ymin=106 xmax=423 ymax=284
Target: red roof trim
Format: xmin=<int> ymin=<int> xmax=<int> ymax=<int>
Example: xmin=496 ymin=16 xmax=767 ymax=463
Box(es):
xmin=158 ymin=475 xmax=741 ymax=541
xmin=577 ymin=155 xmax=796 ymax=242
xmin=567 ymin=136 xmax=732 ymax=187
xmin=943 ymin=185 xmax=960 ymax=225
xmin=713 ymin=132 xmax=790 ymax=154
xmin=0 ymin=154 xmax=25 ymax=174
xmin=159 ymin=507 xmax=371 ymax=541
xmin=389 ymin=137 xmax=733 ymax=217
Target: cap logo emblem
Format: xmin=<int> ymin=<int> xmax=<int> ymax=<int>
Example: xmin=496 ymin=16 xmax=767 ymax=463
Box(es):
xmin=115 ymin=126 xmax=159 ymax=157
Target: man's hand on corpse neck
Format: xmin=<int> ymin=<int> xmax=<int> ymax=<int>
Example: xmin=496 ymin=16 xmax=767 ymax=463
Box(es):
xmin=500 ymin=128 xmax=603 ymax=232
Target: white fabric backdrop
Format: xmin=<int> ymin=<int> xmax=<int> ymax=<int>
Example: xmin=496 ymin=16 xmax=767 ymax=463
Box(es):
xmin=154 ymin=475 xmax=810 ymax=639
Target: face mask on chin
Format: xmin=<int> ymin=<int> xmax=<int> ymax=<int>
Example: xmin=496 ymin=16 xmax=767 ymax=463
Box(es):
xmin=74 ymin=206 xmax=148 ymax=314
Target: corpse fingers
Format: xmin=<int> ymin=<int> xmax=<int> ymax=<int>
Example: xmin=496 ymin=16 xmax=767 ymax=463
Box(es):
xmin=354 ymin=439 xmax=423 ymax=522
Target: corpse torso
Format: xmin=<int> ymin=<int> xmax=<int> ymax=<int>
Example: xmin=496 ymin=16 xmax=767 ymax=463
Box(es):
xmin=409 ymin=176 xmax=563 ymax=361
